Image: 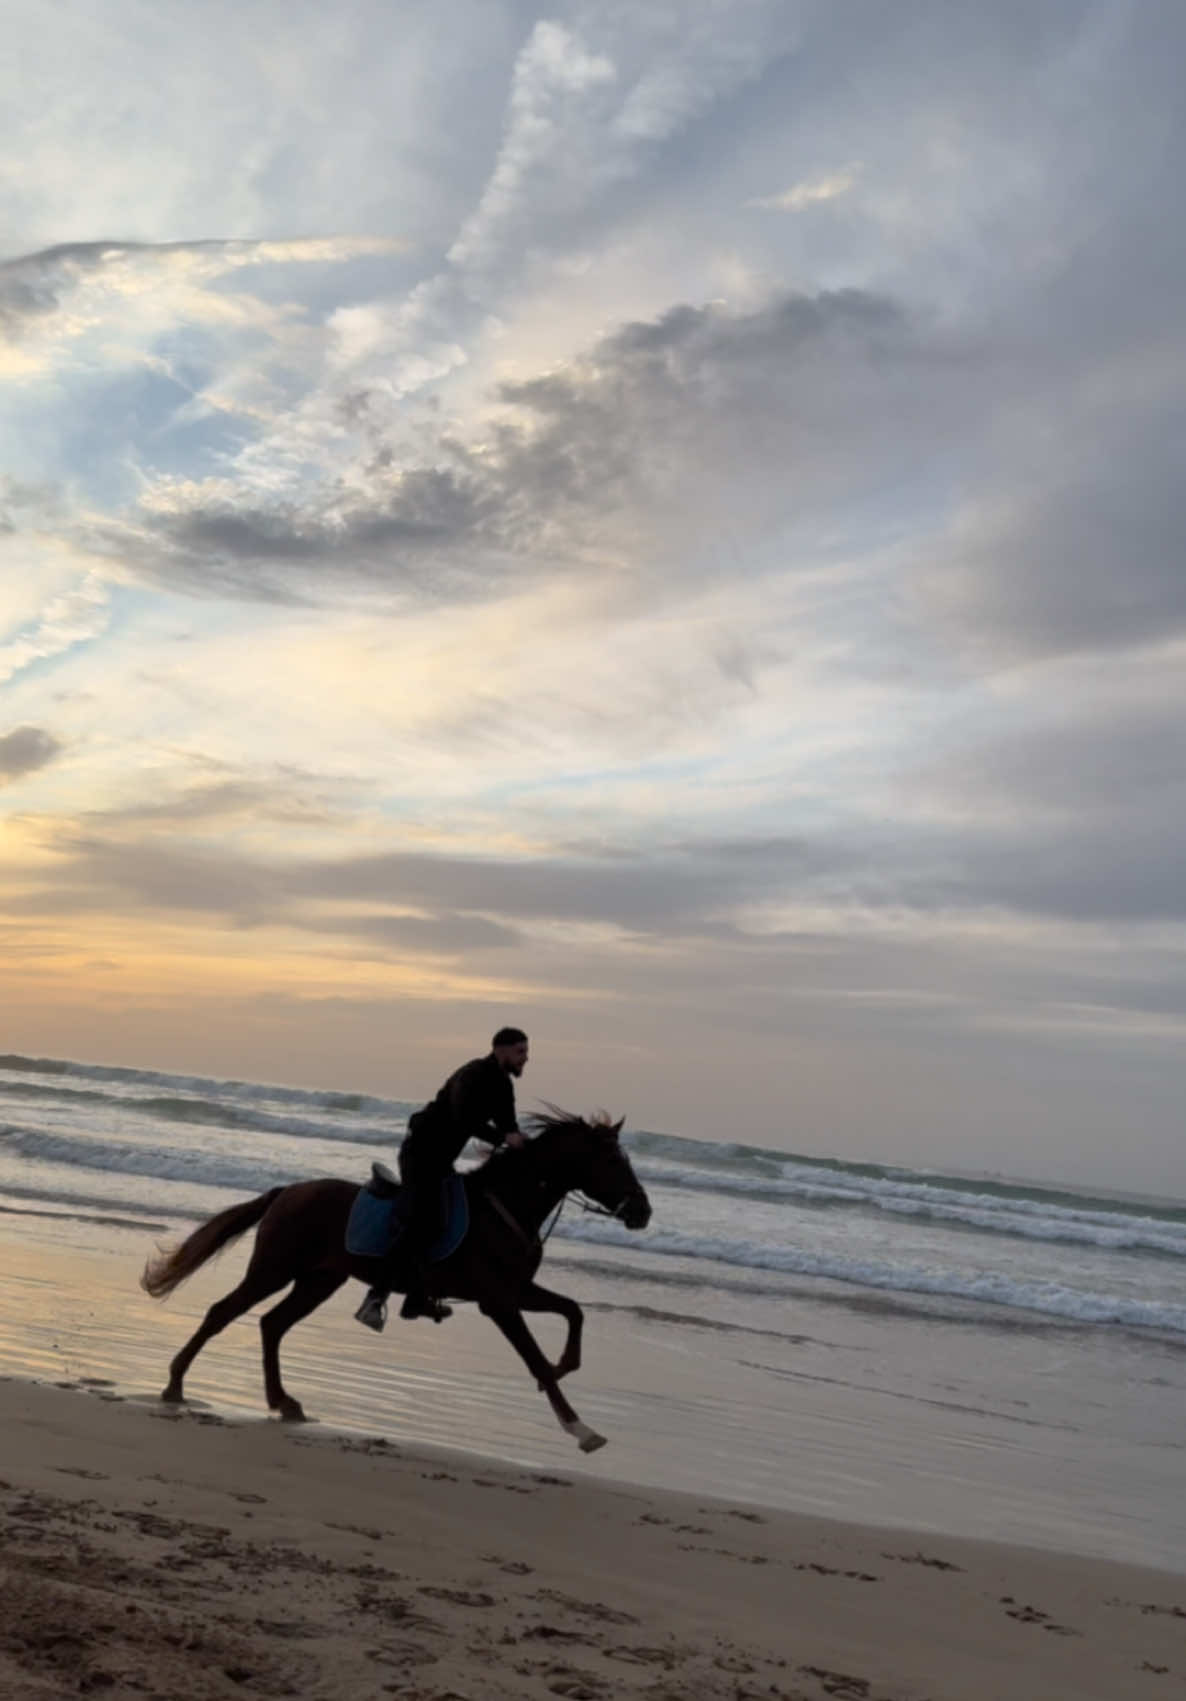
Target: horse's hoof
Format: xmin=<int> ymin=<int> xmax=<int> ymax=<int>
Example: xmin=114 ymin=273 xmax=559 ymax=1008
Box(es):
xmin=277 ymin=1401 xmax=308 ymax=1423
xmin=563 ymin=1419 xmax=607 ymax=1453
xmin=160 ymin=1387 xmax=184 ymax=1405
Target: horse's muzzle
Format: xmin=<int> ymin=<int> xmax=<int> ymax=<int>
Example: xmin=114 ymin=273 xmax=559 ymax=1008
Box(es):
xmin=620 ymin=1190 xmax=651 ymax=1230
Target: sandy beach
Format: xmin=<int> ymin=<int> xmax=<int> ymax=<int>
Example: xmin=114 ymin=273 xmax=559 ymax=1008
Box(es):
xmin=3 ymin=1375 xmax=1185 ymax=1701
xmin=2 ymin=1186 xmax=1185 ymax=1700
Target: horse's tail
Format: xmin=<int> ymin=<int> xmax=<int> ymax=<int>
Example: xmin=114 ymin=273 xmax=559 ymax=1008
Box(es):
xmin=140 ymin=1187 xmax=284 ymax=1300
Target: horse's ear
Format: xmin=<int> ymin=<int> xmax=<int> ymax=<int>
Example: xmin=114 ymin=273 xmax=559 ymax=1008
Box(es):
xmin=611 ymin=1116 xmax=625 ymax=1140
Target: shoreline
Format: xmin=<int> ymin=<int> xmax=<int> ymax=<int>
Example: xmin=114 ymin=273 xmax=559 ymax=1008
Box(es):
xmin=2 ymin=1212 xmax=1185 ymax=1574
xmin=3 ymin=1374 xmax=1186 ymax=1701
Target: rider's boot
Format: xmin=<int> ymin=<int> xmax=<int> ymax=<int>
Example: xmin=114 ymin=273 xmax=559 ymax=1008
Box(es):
xmin=399 ymin=1291 xmax=452 ymax=1322
xmin=399 ymin=1260 xmax=452 ymax=1323
xmin=354 ymin=1287 xmax=389 ymax=1332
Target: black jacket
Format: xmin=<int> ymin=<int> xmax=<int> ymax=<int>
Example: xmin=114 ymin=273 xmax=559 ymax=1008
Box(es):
xmin=401 ymin=1053 xmax=518 ymax=1170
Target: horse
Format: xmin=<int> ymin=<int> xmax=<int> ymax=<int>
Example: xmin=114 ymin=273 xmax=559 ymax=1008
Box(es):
xmin=141 ymin=1108 xmax=651 ymax=1452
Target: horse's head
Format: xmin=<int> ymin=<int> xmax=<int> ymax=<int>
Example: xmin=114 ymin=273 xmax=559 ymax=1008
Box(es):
xmin=525 ymin=1107 xmax=651 ymax=1230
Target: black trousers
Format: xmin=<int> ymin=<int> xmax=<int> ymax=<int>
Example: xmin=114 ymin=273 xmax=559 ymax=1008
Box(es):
xmin=395 ymin=1142 xmax=450 ymax=1275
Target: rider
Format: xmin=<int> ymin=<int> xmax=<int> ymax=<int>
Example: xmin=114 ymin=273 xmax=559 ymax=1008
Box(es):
xmin=354 ymin=1027 xmax=529 ymax=1332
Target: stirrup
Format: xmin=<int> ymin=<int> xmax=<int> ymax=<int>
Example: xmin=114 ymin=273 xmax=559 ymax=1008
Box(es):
xmin=355 ymin=1292 xmax=388 ymax=1332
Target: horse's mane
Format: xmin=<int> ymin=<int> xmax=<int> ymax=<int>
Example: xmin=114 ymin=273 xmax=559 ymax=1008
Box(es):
xmin=471 ymin=1105 xmax=619 ymax=1177
xmin=525 ymin=1103 xmax=619 ymax=1138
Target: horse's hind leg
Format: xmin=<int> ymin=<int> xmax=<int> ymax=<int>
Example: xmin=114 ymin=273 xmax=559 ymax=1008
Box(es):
xmin=260 ymin=1271 xmax=346 ymax=1422
xmin=161 ymin=1269 xmax=289 ymax=1404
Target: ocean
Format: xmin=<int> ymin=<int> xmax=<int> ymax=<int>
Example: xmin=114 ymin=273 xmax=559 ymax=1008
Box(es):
xmin=2 ymin=1050 xmax=1184 ymax=1571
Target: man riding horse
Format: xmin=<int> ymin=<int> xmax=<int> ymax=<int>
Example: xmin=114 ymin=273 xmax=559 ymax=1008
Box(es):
xmin=143 ymin=1100 xmax=651 ymax=1447
xmin=354 ymin=1027 xmax=530 ymax=1331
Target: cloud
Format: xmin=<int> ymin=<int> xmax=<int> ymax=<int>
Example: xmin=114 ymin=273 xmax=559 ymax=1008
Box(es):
xmin=0 ymin=238 xmax=402 ymax=338
xmin=78 ymin=776 xmax=340 ymax=829
xmin=926 ymin=405 xmax=1186 ymax=660
xmin=102 ymin=282 xmax=928 ymax=603
xmin=315 ymin=911 xmax=523 ymax=955
xmin=747 ymin=166 xmax=860 ymax=212
xmin=446 ymin=20 xmax=617 ymax=274
xmin=0 ymin=725 xmax=62 ymax=782
xmin=0 ymin=570 xmax=111 ymax=685
xmin=4 ymin=1 xmax=1186 ymax=1184
xmin=10 ymin=818 xmax=854 ymax=947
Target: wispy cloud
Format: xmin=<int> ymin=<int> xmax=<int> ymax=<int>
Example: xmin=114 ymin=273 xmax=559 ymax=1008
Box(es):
xmin=0 ymin=570 xmax=111 ymax=685
xmin=747 ymin=165 xmax=861 ymax=212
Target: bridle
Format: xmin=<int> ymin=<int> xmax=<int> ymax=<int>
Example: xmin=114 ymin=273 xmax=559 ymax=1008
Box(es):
xmin=486 ymin=1184 xmax=636 ymax=1250
xmin=544 ymin=1189 xmax=634 ymax=1245
xmin=483 ymin=1144 xmax=642 ymax=1249
xmin=572 ymin=1191 xmax=634 ymax=1222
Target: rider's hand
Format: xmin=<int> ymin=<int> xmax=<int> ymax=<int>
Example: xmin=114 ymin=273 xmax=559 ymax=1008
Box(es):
xmin=504 ymin=1130 xmax=527 ymax=1150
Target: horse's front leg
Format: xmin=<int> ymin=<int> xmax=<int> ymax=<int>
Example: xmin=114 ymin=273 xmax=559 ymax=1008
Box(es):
xmin=480 ymin=1301 xmax=606 ymax=1453
xmin=518 ymin=1280 xmax=584 ymax=1381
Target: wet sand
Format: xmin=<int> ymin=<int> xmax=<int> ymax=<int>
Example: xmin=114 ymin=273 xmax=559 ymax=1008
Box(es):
xmin=3 ymin=1375 xmax=1186 ymax=1701
xmin=2 ymin=1209 xmax=1184 ymax=1573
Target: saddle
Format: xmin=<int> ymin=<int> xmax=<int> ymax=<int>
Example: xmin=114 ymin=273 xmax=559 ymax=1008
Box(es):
xmin=369 ymin=1160 xmax=401 ymax=1198
xmin=345 ymin=1165 xmax=469 ymax=1263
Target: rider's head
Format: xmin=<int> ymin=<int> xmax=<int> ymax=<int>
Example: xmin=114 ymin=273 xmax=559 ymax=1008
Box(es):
xmin=491 ymin=1027 xmax=529 ymax=1076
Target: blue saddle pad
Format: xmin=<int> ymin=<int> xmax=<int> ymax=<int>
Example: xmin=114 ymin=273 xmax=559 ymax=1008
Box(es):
xmin=345 ymin=1174 xmax=468 ymax=1262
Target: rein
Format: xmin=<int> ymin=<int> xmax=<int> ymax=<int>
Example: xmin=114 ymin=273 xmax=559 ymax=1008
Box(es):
xmin=483 ymin=1180 xmax=626 ymax=1252
xmin=572 ymin=1192 xmax=627 ymax=1221
xmin=484 ymin=1186 xmax=567 ymax=1249
xmin=485 ymin=1189 xmax=540 ymax=1252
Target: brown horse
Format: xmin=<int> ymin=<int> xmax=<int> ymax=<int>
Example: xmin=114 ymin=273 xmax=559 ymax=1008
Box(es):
xmin=141 ymin=1109 xmax=651 ymax=1452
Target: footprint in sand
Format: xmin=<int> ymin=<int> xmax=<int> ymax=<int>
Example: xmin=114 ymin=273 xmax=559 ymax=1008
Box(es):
xmin=712 ymin=1651 xmax=756 ymax=1673
xmin=54 ymin=1468 xmax=109 ymax=1481
xmin=799 ymin=1665 xmax=871 ymax=1698
xmin=999 ymin=1598 xmax=1081 ymax=1637
xmin=510 ymin=1663 xmax=607 ymax=1700
xmin=479 ymin=1553 xmax=533 ymax=1575
xmin=790 ymin=1560 xmax=878 ymax=1583
xmin=253 ymin=1618 xmax=322 ymax=1640
xmin=883 ymin=1550 xmax=964 ymax=1572
xmin=533 ymin=1589 xmax=639 ymax=1627
xmin=365 ymin=1640 xmax=441 ymax=1670
xmin=676 ymin=1542 xmax=771 ymax=1566
xmin=471 ymin=1476 xmax=532 ymax=1494
xmin=329 ymin=1437 xmax=398 ymax=1457
xmin=418 ymin=1586 xmax=497 ymax=1608
xmin=520 ymin=1627 xmax=597 ymax=1648
xmin=604 ymin=1645 xmax=679 ymax=1669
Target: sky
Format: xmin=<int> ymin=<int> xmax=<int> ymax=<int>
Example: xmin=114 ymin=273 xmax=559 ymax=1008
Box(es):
xmin=2 ymin=1 xmax=1185 ymax=1193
